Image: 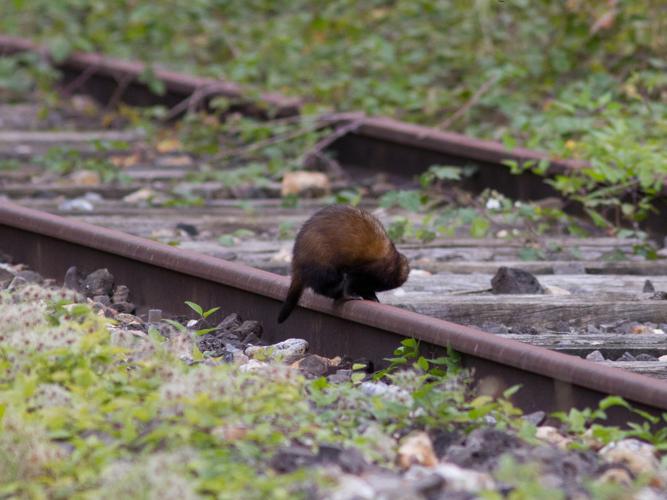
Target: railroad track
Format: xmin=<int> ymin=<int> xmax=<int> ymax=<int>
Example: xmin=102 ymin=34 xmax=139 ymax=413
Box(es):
xmin=2 ymin=36 xmax=667 ymax=425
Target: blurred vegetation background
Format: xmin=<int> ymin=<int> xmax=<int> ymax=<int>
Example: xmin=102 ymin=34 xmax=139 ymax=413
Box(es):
xmin=2 ymin=0 xmax=667 ymax=227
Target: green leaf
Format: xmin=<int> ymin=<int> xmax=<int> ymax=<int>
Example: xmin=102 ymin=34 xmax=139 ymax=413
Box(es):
xmin=192 ymin=343 xmax=204 ymax=361
xmin=585 ymin=209 xmax=610 ymax=228
xmin=598 ymin=395 xmax=630 ymax=411
xmin=470 ymin=217 xmax=490 ymax=238
xmin=195 ymin=327 xmax=218 ymax=336
xmin=185 ymin=301 xmax=204 ymax=316
xmin=50 ymin=35 xmax=72 ymax=62
xmin=310 ymin=377 xmax=329 ymax=391
xmin=503 ymin=384 xmax=522 ymax=399
xmin=202 ymin=306 xmax=221 ymax=319
xmin=164 ymin=319 xmax=187 ymax=332
xmin=218 ymin=235 xmax=236 ymax=247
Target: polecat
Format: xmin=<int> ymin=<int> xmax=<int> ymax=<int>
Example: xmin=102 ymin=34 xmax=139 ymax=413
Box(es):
xmin=277 ymin=205 xmax=410 ymax=323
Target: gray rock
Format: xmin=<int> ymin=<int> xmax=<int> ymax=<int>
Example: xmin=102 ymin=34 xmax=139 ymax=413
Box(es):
xmin=216 ymin=313 xmax=242 ymax=332
xmin=147 ymin=309 xmax=162 ymax=323
xmin=328 ymin=369 xmax=352 ymax=384
xmin=110 ymin=302 xmax=135 ymax=314
xmin=643 ymin=280 xmax=656 ymax=293
xmin=16 ymin=270 xmax=43 ymax=284
xmin=317 ymin=445 xmax=368 ymax=474
xmin=445 ymin=428 xmax=523 ymax=472
xmin=198 ymin=330 xmax=244 ymax=355
xmin=83 ymin=268 xmax=114 ymax=297
xmin=523 ymin=411 xmax=546 ymax=426
xmin=241 ymin=332 xmax=261 ymax=345
xmin=269 ymin=446 xmax=317 ymax=473
xmin=491 ymin=267 xmax=544 ymax=294
xmin=232 ymin=320 xmax=262 ymax=339
xmin=93 ymin=295 xmax=112 ymax=307
xmin=586 ymin=350 xmax=605 ymax=362
xmin=112 ymin=285 xmax=130 ymax=304
xmin=7 ymin=276 xmax=28 ymax=290
xmin=616 ymin=352 xmax=636 ymax=362
xmin=294 ymin=354 xmax=330 ymax=378
xmin=0 ymin=267 xmax=15 ymax=289
xmin=635 ymin=353 xmax=659 ymax=362
xmin=63 ymin=266 xmax=82 ymax=291
xmin=220 ymin=252 xmax=238 ymax=261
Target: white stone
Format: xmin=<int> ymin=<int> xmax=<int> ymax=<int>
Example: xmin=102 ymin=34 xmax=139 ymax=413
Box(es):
xmin=245 ymin=338 xmax=308 ymax=364
xmin=329 ymin=474 xmax=375 ymax=500
xmin=238 ymin=359 xmax=270 ymax=373
xmin=408 ymin=269 xmax=432 ymax=278
xmin=397 ymin=431 xmax=438 ymax=469
xmin=359 ymin=381 xmax=411 ymax=404
xmin=58 ymin=198 xmax=94 ymax=212
xmin=486 ymin=198 xmax=501 ymax=210
xmin=535 ymin=426 xmax=572 ymax=450
xmin=600 ymin=439 xmax=659 ymax=478
xmin=281 ymin=171 xmax=331 ymax=197
xmin=434 ymin=462 xmax=496 ymax=492
xmin=270 ymin=247 xmax=292 ymax=264
xmin=544 ymin=285 xmax=571 ymax=296
xmin=69 ymin=169 xmax=101 ymax=186
xmin=123 ymin=188 xmax=156 ymax=204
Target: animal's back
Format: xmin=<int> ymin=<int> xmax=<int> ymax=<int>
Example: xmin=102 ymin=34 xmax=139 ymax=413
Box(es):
xmin=294 ymin=205 xmax=391 ymax=267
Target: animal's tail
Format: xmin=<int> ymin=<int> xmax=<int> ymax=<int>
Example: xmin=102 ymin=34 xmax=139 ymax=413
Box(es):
xmin=277 ymin=275 xmax=304 ymax=323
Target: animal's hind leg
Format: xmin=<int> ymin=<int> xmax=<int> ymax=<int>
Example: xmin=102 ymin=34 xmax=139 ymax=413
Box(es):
xmin=341 ymin=274 xmax=379 ymax=302
xmin=340 ymin=274 xmax=364 ymax=301
xmin=303 ymin=266 xmax=345 ymax=299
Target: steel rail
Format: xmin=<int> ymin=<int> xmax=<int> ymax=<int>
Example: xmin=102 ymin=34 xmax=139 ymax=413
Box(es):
xmin=2 ymin=34 xmax=666 ymax=234
xmin=0 ymin=35 xmax=300 ymax=117
xmin=1 ymin=200 xmax=666 ymax=424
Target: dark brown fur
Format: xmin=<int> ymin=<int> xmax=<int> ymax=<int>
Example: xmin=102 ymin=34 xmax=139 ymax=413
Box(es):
xmin=277 ymin=205 xmax=410 ymax=323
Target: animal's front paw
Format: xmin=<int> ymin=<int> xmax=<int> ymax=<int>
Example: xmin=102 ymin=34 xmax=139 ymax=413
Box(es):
xmin=339 ymin=293 xmax=364 ymax=302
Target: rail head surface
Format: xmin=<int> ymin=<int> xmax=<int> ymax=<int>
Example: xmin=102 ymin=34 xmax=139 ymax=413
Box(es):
xmin=1 ymin=200 xmax=666 ymax=417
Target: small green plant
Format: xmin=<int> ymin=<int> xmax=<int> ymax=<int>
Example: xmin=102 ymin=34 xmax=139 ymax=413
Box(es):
xmin=164 ymin=301 xmax=221 ymax=336
xmin=373 ymin=338 xmax=461 ymax=381
xmin=419 ymin=164 xmax=477 ymax=188
xmin=486 ymin=455 xmax=567 ymax=500
xmin=33 ymin=146 xmax=130 ymax=183
xmin=552 ymin=395 xmax=667 ymax=450
xmin=185 ymin=300 xmax=220 ymax=336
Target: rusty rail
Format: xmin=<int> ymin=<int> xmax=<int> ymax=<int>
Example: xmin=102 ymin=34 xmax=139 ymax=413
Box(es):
xmin=3 ymin=34 xmax=667 ymax=234
xmin=1 ymin=200 xmax=666 ymax=424
xmin=0 ymin=35 xmax=300 ymax=117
